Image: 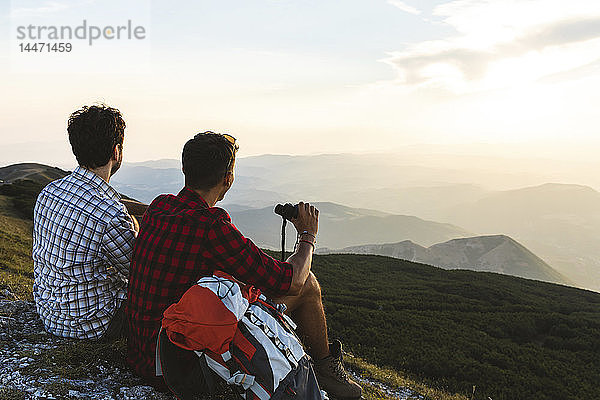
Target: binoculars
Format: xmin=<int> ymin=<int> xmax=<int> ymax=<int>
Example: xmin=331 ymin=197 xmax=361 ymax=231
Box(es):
xmin=274 ymin=203 xmax=299 ymax=220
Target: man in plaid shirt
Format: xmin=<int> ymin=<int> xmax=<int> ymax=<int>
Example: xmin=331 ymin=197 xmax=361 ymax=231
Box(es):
xmin=126 ymin=132 xmax=362 ymax=399
xmin=32 ymin=105 xmax=146 ymax=340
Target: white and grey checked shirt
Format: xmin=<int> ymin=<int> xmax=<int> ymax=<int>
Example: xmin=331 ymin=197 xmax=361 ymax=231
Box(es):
xmin=32 ymin=166 xmax=136 ymax=339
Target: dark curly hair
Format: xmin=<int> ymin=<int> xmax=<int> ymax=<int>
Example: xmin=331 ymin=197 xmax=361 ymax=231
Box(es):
xmin=67 ymin=104 xmax=126 ymax=168
xmin=182 ymin=131 xmax=238 ymax=190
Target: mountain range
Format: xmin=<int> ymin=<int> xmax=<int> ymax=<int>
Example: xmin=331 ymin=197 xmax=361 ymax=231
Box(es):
xmin=431 ymin=183 xmax=600 ymax=291
xmin=1 ymin=160 xmax=597 ymax=291
xmin=318 ymin=234 xmax=570 ymax=285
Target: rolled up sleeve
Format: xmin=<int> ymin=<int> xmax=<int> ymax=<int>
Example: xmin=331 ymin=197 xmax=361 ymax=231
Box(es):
xmin=101 ymin=210 xmax=137 ymax=278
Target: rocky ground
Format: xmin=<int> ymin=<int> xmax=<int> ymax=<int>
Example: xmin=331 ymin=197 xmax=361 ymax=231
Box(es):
xmin=0 ymin=289 xmax=425 ymax=400
xmin=0 ymin=301 xmax=171 ymax=399
xmin=0 ymin=288 xmax=173 ymax=400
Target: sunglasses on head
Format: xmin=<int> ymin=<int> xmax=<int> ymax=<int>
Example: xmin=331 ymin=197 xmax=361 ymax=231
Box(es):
xmin=222 ymin=133 xmax=236 ymax=146
xmin=223 ymin=134 xmax=237 ymax=177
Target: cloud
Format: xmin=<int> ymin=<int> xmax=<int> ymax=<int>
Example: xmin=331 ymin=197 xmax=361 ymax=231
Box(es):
xmin=9 ymin=0 xmax=98 ymax=18
xmin=519 ymin=16 xmax=600 ymax=49
xmin=10 ymin=1 xmax=69 ymax=18
xmin=385 ymin=0 xmax=600 ymax=92
xmin=387 ymin=0 xmax=421 ymax=15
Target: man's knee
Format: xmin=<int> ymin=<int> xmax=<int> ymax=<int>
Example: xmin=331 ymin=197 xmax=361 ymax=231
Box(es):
xmin=276 ymin=272 xmax=322 ymax=313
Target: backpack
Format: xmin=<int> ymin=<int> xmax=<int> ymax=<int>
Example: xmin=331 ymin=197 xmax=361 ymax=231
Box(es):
xmin=155 ymin=272 xmax=326 ymax=400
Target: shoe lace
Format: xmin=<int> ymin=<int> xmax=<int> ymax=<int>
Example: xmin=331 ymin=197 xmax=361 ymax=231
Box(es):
xmin=329 ymin=355 xmax=350 ymax=382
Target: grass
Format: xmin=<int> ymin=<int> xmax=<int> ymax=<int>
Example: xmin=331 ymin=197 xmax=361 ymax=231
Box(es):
xmin=22 ymin=338 xmax=130 ymax=381
xmin=0 ymin=195 xmax=34 ymax=301
xmin=346 ymin=354 xmax=468 ymax=400
xmin=0 ymin=388 xmax=26 ymax=400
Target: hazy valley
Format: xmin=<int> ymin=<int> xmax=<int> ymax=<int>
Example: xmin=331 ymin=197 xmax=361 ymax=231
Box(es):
xmin=3 ymin=154 xmax=600 ymax=292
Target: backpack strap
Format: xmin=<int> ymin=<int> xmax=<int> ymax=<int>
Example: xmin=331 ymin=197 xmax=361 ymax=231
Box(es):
xmin=197 ymin=351 xmax=272 ymax=400
xmin=155 ymin=328 xmax=164 ymax=376
xmin=245 ymin=312 xmax=302 ymax=368
xmin=196 ymin=351 xmax=230 ymax=380
xmin=197 ymin=351 xmax=217 ymax=393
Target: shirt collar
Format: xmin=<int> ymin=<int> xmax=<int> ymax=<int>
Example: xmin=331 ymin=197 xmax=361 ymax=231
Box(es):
xmin=178 ymin=186 xmax=209 ymax=209
xmin=72 ymin=166 xmax=121 ymax=201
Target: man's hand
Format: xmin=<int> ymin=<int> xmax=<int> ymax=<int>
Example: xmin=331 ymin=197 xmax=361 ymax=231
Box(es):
xmin=290 ymin=202 xmax=319 ymax=237
xmin=286 ymin=202 xmax=319 ymax=295
xmin=130 ymin=215 xmax=140 ymax=233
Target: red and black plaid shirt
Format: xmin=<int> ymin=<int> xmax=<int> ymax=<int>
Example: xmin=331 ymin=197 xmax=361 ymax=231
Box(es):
xmin=126 ymin=187 xmax=293 ymax=382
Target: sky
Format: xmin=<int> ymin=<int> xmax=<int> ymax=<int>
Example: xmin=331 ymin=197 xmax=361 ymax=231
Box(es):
xmin=1 ymin=0 xmax=600 ymax=164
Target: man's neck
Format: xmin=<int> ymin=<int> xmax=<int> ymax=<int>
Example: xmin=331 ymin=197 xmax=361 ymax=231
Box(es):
xmin=192 ymin=187 xmax=221 ymax=207
xmin=85 ymin=164 xmax=112 ymax=184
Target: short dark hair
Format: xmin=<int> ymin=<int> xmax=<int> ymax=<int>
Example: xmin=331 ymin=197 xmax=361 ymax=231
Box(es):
xmin=182 ymin=131 xmax=238 ymax=190
xmin=67 ymin=104 xmax=126 ymax=168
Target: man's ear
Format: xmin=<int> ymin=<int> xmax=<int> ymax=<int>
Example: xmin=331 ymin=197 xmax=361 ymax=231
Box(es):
xmin=113 ymin=144 xmax=121 ymax=161
xmin=225 ymin=172 xmax=234 ymax=187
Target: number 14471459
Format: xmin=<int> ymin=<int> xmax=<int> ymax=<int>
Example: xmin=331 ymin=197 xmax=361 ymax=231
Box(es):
xmin=19 ymin=42 xmax=72 ymax=52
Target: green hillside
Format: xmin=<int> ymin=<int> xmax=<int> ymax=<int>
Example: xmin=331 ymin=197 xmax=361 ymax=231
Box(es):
xmin=0 ymin=195 xmax=34 ymax=300
xmin=0 ymin=179 xmax=48 ymax=220
xmin=0 ymin=163 xmax=69 ymax=185
xmin=308 ymin=253 xmax=600 ymax=400
xmin=0 ymin=169 xmax=62 ymax=299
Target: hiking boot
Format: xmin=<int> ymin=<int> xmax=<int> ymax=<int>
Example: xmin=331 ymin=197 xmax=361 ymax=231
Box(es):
xmin=314 ymin=340 xmax=362 ymax=399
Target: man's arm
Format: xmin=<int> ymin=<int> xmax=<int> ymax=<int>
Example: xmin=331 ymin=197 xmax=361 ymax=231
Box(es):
xmin=286 ymin=202 xmax=319 ymax=295
xmin=100 ymin=209 xmax=137 ymax=278
xmin=120 ymin=198 xmax=148 ymax=218
xmin=205 ymin=202 xmax=318 ymax=297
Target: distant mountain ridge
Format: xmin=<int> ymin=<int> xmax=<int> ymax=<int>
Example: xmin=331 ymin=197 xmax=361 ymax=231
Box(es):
xmin=229 ymin=202 xmax=472 ymax=251
xmin=435 ymin=182 xmax=600 ymax=290
xmin=104 ymin=157 xmax=497 ymax=214
xmin=320 ymin=234 xmax=570 ymax=285
xmin=441 ymin=183 xmax=600 ymax=225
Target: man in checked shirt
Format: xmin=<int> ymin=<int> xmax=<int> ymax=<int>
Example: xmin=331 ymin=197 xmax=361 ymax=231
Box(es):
xmin=32 ymin=104 xmax=147 ymax=341
xmin=126 ymin=132 xmax=362 ymax=399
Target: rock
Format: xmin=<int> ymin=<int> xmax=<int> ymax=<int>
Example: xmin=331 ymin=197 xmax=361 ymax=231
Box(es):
xmin=120 ymin=385 xmax=171 ymax=400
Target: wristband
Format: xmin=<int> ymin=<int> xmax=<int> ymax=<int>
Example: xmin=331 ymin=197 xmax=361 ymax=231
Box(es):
xmin=298 ymin=239 xmax=315 ymax=250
